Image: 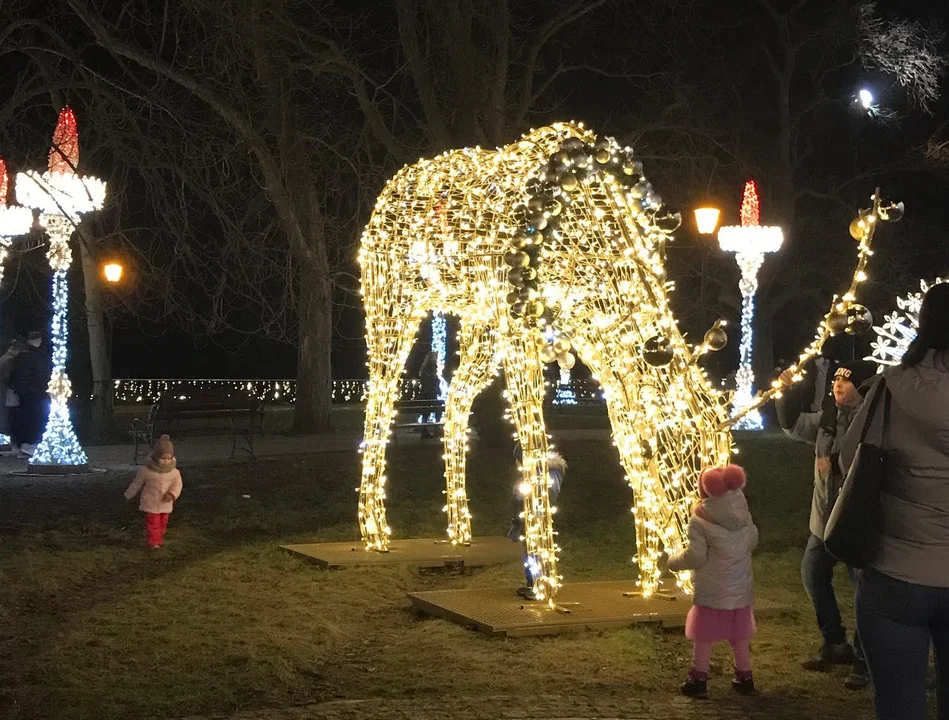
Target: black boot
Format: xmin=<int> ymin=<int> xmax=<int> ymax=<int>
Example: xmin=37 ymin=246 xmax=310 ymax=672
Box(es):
xmin=803 ymin=642 xmax=854 ymax=671
xmin=732 ymin=670 xmax=757 ymax=696
xmin=680 ymin=670 xmax=709 ymax=699
xmin=845 ymin=660 xmax=870 ymax=690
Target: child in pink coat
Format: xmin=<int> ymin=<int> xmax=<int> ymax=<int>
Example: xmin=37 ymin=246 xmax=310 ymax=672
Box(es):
xmin=668 ymin=464 xmax=759 ymax=699
xmin=124 ymin=435 xmax=182 ymax=548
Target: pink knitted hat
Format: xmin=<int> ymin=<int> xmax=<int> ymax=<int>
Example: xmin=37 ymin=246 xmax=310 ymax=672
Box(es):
xmin=698 ymin=464 xmax=746 ymax=498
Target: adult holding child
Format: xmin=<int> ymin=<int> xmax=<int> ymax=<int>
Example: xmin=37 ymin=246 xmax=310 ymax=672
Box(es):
xmin=840 ymin=283 xmax=949 ymax=720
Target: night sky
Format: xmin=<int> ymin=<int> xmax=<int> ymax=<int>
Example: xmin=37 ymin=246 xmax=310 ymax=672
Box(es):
xmin=1 ymin=0 xmax=948 ymax=387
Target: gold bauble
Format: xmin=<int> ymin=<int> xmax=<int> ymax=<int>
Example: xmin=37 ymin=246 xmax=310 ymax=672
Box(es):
xmin=849 ymin=217 xmax=867 ymax=241
xmin=557 ymin=352 xmax=576 ymax=370
xmin=703 ymin=326 xmax=727 ymax=351
xmin=559 ymin=173 xmax=579 ymax=192
xmin=553 ymin=337 xmax=571 ymax=354
xmin=540 ymin=345 xmax=558 ymax=364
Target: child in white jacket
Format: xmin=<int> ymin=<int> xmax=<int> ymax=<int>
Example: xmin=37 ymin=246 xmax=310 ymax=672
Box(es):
xmin=124 ymin=435 xmax=182 ymax=549
xmin=668 ymin=464 xmax=759 ymax=699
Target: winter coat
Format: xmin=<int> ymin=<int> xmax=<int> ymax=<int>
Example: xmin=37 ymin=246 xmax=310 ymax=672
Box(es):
xmin=124 ymin=463 xmax=183 ymax=514
xmin=11 ymin=345 xmax=50 ymax=396
xmin=776 ymin=388 xmax=862 ymax=539
xmin=668 ymin=489 xmax=758 ymax=609
xmin=840 ymin=351 xmax=949 ymax=587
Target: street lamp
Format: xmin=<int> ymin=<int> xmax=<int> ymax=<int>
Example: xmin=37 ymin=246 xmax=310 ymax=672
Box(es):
xmin=102 ymin=261 xmax=123 ymax=284
xmin=717 ymin=180 xmax=783 ymax=430
xmin=16 ymin=107 xmax=107 ymax=471
xmin=693 ymin=205 xmax=722 ymax=333
xmin=694 ymin=206 xmax=721 ymax=235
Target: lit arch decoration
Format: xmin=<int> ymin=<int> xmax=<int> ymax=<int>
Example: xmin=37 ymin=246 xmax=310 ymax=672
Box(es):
xmin=357 ymin=122 xmax=892 ymax=603
xmin=867 ymin=275 xmax=948 ymax=368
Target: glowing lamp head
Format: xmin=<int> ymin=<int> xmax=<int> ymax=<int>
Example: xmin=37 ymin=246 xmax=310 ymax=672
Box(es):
xmin=858 ymin=89 xmax=874 ymax=110
xmin=693 ymin=207 xmax=721 ymax=235
xmin=102 ymin=262 xmax=123 ymax=283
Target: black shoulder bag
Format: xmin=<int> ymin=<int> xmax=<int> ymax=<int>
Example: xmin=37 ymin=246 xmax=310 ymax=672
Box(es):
xmin=823 ymin=378 xmax=891 ymax=568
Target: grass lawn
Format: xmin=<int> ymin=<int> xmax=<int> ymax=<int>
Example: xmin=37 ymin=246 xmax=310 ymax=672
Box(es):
xmin=0 ymin=432 xmax=885 ymax=719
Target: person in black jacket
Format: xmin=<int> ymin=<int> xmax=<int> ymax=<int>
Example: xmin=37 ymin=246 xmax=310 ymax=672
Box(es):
xmin=11 ymin=331 xmax=51 ymax=457
xmin=776 ymin=359 xmax=877 ymax=690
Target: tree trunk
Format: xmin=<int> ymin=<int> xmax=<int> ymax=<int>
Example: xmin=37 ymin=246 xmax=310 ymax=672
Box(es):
xmin=78 ymin=231 xmax=113 ymax=443
xmin=293 ymin=258 xmax=334 ymax=433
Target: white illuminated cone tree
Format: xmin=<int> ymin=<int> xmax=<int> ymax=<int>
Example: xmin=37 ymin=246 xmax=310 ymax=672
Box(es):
xmin=717 ymin=181 xmax=783 ymax=430
xmin=16 ymin=107 xmax=107 ymax=469
xmin=0 ymin=159 xmax=36 ymax=447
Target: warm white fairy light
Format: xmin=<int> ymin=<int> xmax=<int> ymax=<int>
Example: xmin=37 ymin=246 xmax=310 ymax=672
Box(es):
xmin=718 ymin=181 xmax=783 ymax=430
xmin=16 ymin=107 xmax=107 ymax=468
xmin=0 ymin=159 xmax=34 ymax=447
xmin=357 ymin=122 xmax=735 ymax=601
xmin=868 ymin=276 xmax=948 ymax=367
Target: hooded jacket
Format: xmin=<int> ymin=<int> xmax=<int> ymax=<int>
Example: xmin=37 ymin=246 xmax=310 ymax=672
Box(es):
xmin=668 ymin=489 xmax=759 ymax=609
xmin=840 ymin=350 xmax=949 ymax=587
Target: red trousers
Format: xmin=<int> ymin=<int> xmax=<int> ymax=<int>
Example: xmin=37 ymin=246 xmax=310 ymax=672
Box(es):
xmin=145 ymin=512 xmax=170 ymax=547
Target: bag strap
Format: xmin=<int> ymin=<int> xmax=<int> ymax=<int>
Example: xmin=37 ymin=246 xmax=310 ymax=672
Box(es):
xmin=858 ymin=376 xmax=888 ymax=444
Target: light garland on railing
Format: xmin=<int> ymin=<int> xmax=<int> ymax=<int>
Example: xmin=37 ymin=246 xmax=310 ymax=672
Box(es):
xmin=16 ymin=107 xmax=107 ymax=469
xmin=357 ymin=122 xmax=733 ymax=602
xmin=721 ymin=189 xmax=901 ymax=430
xmin=0 ymin=158 xmax=35 ymax=447
xmin=718 ymin=181 xmax=783 ymax=431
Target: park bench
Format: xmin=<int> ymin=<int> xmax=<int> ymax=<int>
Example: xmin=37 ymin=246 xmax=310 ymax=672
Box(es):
xmin=129 ymin=390 xmax=264 ymax=463
xmin=393 ymin=399 xmax=444 ymax=444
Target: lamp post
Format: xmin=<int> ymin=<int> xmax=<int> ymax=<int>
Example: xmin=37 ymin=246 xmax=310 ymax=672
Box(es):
xmin=693 ymin=206 xmax=722 ymax=332
xmin=0 ymin=159 xmax=35 ymax=448
xmin=717 ymin=181 xmax=783 ymax=431
xmin=16 ymin=107 xmax=107 ymax=471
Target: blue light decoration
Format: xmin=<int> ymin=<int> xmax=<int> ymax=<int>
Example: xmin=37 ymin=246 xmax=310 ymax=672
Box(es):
xmin=16 ymin=107 xmax=107 ymax=469
xmin=426 ymin=310 xmax=450 ymax=424
xmin=717 ymin=181 xmax=783 ymax=431
xmin=553 ymin=368 xmax=577 ymax=405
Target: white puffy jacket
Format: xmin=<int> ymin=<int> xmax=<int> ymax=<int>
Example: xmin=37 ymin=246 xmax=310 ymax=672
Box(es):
xmin=668 ymin=489 xmax=758 ymax=609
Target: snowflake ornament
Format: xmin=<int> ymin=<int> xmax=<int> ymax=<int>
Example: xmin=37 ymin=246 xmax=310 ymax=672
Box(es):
xmin=867 ymin=276 xmax=948 ymax=368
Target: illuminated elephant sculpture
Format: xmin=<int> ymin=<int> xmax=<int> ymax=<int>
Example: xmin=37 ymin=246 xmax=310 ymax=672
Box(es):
xmin=357 ymin=122 xmax=737 ymax=601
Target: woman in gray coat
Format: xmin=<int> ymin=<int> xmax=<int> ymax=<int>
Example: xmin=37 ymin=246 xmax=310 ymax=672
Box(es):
xmin=840 ymin=283 xmax=949 ymax=720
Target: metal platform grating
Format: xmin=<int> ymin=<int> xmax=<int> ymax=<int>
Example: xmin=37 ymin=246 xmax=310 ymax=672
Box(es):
xmin=281 ymin=536 xmax=523 ymax=568
xmin=408 ymin=580 xmax=791 ymax=637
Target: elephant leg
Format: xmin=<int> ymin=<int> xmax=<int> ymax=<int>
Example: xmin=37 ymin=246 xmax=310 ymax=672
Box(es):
xmin=500 ymin=332 xmax=560 ymax=602
xmin=442 ymin=324 xmax=500 ymax=544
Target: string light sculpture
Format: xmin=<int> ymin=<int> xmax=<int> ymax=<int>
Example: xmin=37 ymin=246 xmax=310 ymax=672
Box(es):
xmin=717 ymin=181 xmax=784 ymax=430
xmin=0 ymin=159 xmax=36 ymax=447
xmin=16 ymin=107 xmax=107 ymax=470
xmin=868 ymin=275 xmax=948 ymax=367
xmin=358 ymin=122 xmax=735 ymax=602
xmin=723 ymin=190 xmax=901 ymax=429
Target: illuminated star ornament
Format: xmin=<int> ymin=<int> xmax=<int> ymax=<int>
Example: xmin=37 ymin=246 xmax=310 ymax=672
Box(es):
xmin=868 ymin=276 xmax=948 ymax=367
xmin=0 ymin=158 xmax=36 ymax=447
xmin=16 ymin=106 xmax=107 ymax=471
xmin=717 ymin=181 xmax=783 ymax=430
xmin=358 ymin=122 xmax=737 ymax=602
